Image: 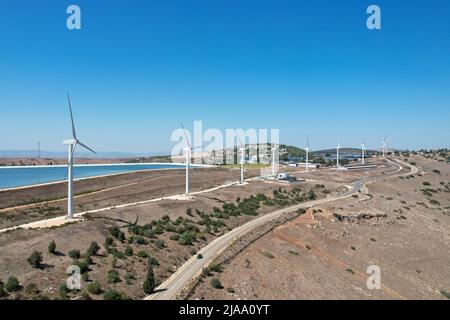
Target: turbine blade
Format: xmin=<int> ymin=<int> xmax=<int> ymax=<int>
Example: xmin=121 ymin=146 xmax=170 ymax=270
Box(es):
xmin=306 ymin=136 xmax=310 ymax=148
xmin=180 ymin=122 xmax=192 ymax=149
xmin=78 ymin=141 xmax=96 ymax=154
xmin=67 ymin=92 xmax=77 ymax=139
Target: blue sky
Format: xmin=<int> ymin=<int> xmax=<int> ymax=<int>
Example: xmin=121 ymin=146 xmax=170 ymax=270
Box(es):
xmin=0 ymin=0 xmax=449 ymax=154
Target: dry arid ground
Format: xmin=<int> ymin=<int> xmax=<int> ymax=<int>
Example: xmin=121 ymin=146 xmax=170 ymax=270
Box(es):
xmin=189 ymin=153 xmax=450 ymax=300
xmin=0 ymin=163 xmax=343 ymax=300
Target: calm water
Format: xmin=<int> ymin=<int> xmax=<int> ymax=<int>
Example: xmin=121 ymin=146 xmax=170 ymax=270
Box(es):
xmin=0 ymin=163 xmax=189 ymax=190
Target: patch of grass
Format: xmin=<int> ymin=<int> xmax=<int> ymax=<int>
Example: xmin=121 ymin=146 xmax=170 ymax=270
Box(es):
xmin=262 ymin=251 xmax=275 ymax=259
xmin=346 ymin=268 xmax=355 ymax=275
xmin=288 ymin=250 xmax=299 ymax=256
xmin=441 ymin=290 xmax=450 ymax=299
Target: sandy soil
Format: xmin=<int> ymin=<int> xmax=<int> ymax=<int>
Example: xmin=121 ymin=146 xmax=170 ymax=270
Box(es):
xmin=189 ymin=154 xmax=450 ymax=300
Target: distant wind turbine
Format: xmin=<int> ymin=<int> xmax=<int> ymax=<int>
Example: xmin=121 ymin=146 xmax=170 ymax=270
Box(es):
xmin=336 ymin=141 xmax=341 ymax=169
xmin=305 ymin=137 xmax=310 ymax=172
xmin=181 ymin=122 xmax=202 ymax=197
xmin=381 ymin=137 xmax=387 ymax=158
xmin=63 ymin=93 xmax=96 ymax=219
xmin=236 ymin=137 xmax=247 ymax=185
xmin=361 ymin=140 xmax=366 ymax=165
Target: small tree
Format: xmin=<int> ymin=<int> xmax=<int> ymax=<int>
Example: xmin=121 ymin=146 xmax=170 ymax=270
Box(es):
xmin=6 ymin=277 xmax=20 ymax=292
xmin=210 ymin=278 xmax=223 ymax=289
xmin=107 ymin=269 xmax=121 ymax=283
xmin=87 ymin=281 xmax=102 ymax=295
xmin=68 ymin=249 xmax=81 ymax=260
xmin=48 ymin=241 xmax=56 ymax=254
xmin=87 ymin=241 xmax=100 ymax=256
xmin=124 ymin=246 xmax=133 ymax=256
xmin=27 ymin=251 xmax=43 ymax=269
xmin=143 ymin=267 xmax=155 ymax=294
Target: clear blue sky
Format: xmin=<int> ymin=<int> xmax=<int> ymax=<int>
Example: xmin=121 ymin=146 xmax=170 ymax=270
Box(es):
xmin=0 ymin=0 xmax=449 ymax=154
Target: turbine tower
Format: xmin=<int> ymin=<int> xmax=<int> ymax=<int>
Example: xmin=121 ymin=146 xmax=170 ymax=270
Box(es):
xmin=271 ymin=144 xmax=278 ymax=176
xmin=63 ymin=93 xmax=96 ymax=219
xmin=181 ymin=122 xmax=202 ymax=197
xmin=336 ymin=141 xmax=341 ymax=169
xmin=361 ymin=141 xmax=366 ymax=165
xmin=237 ymin=137 xmax=247 ymax=185
xmin=305 ymin=136 xmax=310 ymax=172
xmin=381 ymin=137 xmax=387 ymax=158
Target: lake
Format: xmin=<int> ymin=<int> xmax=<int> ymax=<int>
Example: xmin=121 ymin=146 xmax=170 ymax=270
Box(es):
xmin=0 ymin=163 xmax=194 ymax=190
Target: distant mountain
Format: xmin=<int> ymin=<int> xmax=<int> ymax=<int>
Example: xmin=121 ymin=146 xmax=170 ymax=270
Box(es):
xmin=0 ymin=150 xmax=169 ymax=159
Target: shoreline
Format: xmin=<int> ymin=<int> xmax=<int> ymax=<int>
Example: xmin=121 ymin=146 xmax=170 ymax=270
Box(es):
xmin=0 ymin=162 xmax=217 ymax=192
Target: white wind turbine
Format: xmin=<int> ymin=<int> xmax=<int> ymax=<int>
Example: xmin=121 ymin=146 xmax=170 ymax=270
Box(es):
xmin=181 ymin=122 xmax=202 ymax=197
xmin=63 ymin=93 xmax=96 ymax=219
xmin=305 ymin=136 xmax=310 ymax=171
xmin=336 ymin=141 xmax=341 ymax=169
xmin=236 ymin=137 xmax=247 ymax=185
xmin=361 ymin=140 xmax=366 ymax=165
xmin=381 ymin=137 xmax=387 ymax=158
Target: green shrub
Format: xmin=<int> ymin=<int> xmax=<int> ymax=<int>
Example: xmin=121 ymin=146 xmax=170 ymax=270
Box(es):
xmin=6 ymin=277 xmax=20 ymax=292
xmin=104 ymin=236 xmax=114 ymax=248
xmin=210 ymin=278 xmax=223 ymax=289
xmin=87 ymin=281 xmax=102 ymax=295
xmin=147 ymin=256 xmax=160 ymax=268
xmin=154 ymin=239 xmax=165 ymax=249
xmin=27 ymin=251 xmax=43 ymax=269
xmin=68 ymin=249 xmax=81 ymax=260
xmin=58 ymin=283 xmax=70 ymax=300
xmin=124 ymin=246 xmax=133 ymax=256
xmin=262 ymin=251 xmax=275 ymax=259
xmin=87 ymin=241 xmax=100 ymax=256
xmin=103 ymin=289 xmax=125 ymax=300
xmin=186 ymin=208 xmax=193 ymax=216
xmin=48 ymin=241 xmax=56 ymax=254
xmin=107 ymin=269 xmax=121 ymax=283
xmin=143 ymin=268 xmax=155 ymax=294
xmin=73 ymin=259 xmax=90 ymax=274
xmin=178 ymin=231 xmax=196 ymax=245
xmin=135 ymin=236 xmax=147 ymax=245
xmin=25 ymin=283 xmax=39 ymax=295
xmin=0 ymin=283 xmax=8 ymax=298
xmin=137 ymin=250 xmax=148 ymax=258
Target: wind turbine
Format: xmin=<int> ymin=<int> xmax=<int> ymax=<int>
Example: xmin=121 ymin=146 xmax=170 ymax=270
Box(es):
xmin=63 ymin=93 xmax=96 ymax=219
xmin=305 ymin=137 xmax=310 ymax=172
xmin=336 ymin=141 xmax=341 ymax=169
xmin=361 ymin=140 xmax=366 ymax=165
xmin=271 ymin=144 xmax=278 ymax=176
xmin=381 ymin=137 xmax=387 ymax=158
xmin=180 ymin=122 xmax=202 ymax=197
xmin=236 ymin=137 xmax=247 ymax=185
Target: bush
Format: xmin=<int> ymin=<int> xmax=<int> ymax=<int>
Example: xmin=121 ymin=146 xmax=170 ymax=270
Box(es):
xmin=186 ymin=208 xmax=193 ymax=216
xmin=25 ymin=283 xmax=39 ymax=295
xmin=262 ymin=251 xmax=275 ymax=259
xmin=178 ymin=231 xmax=196 ymax=245
xmin=68 ymin=250 xmax=81 ymax=260
xmin=147 ymin=256 xmax=160 ymax=268
xmin=103 ymin=289 xmax=125 ymax=300
xmin=124 ymin=246 xmax=133 ymax=256
xmin=209 ymin=264 xmax=223 ymax=273
xmin=73 ymin=259 xmax=90 ymax=274
xmin=6 ymin=277 xmax=20 ymax=292
xmin=143 ymin=268 xmax=155 ymax=294
xmin=135 ymin=236 xmax=147 ymax=245
xmin=210 ymin=278 xmax=223 ymax=289
xmin=87 ymin=241 xmax=100 ymax=256
xmin=87 ymin=281 xmax=102 ymax=295
xmin=0 ymin=283 xmax=7 ymax=298
xmin=107 ymin=269 xmax=121 ymax=283
xmin=423 ymin=182 xmax=432 ymax=186
xmin=48 ymin=241 xmax=56 ymax=254
xmin=58 ymin=283 xmax=70 ymax=300
xmin=27 ymin=251 xmax=43 ymax=269
xmin=154 ymin=239 xmax=165 ymax=249
xmin=137 ymin=250 xmax=148 ymax=258
xmin=104 ymin=236 xmax=114 ymax=248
